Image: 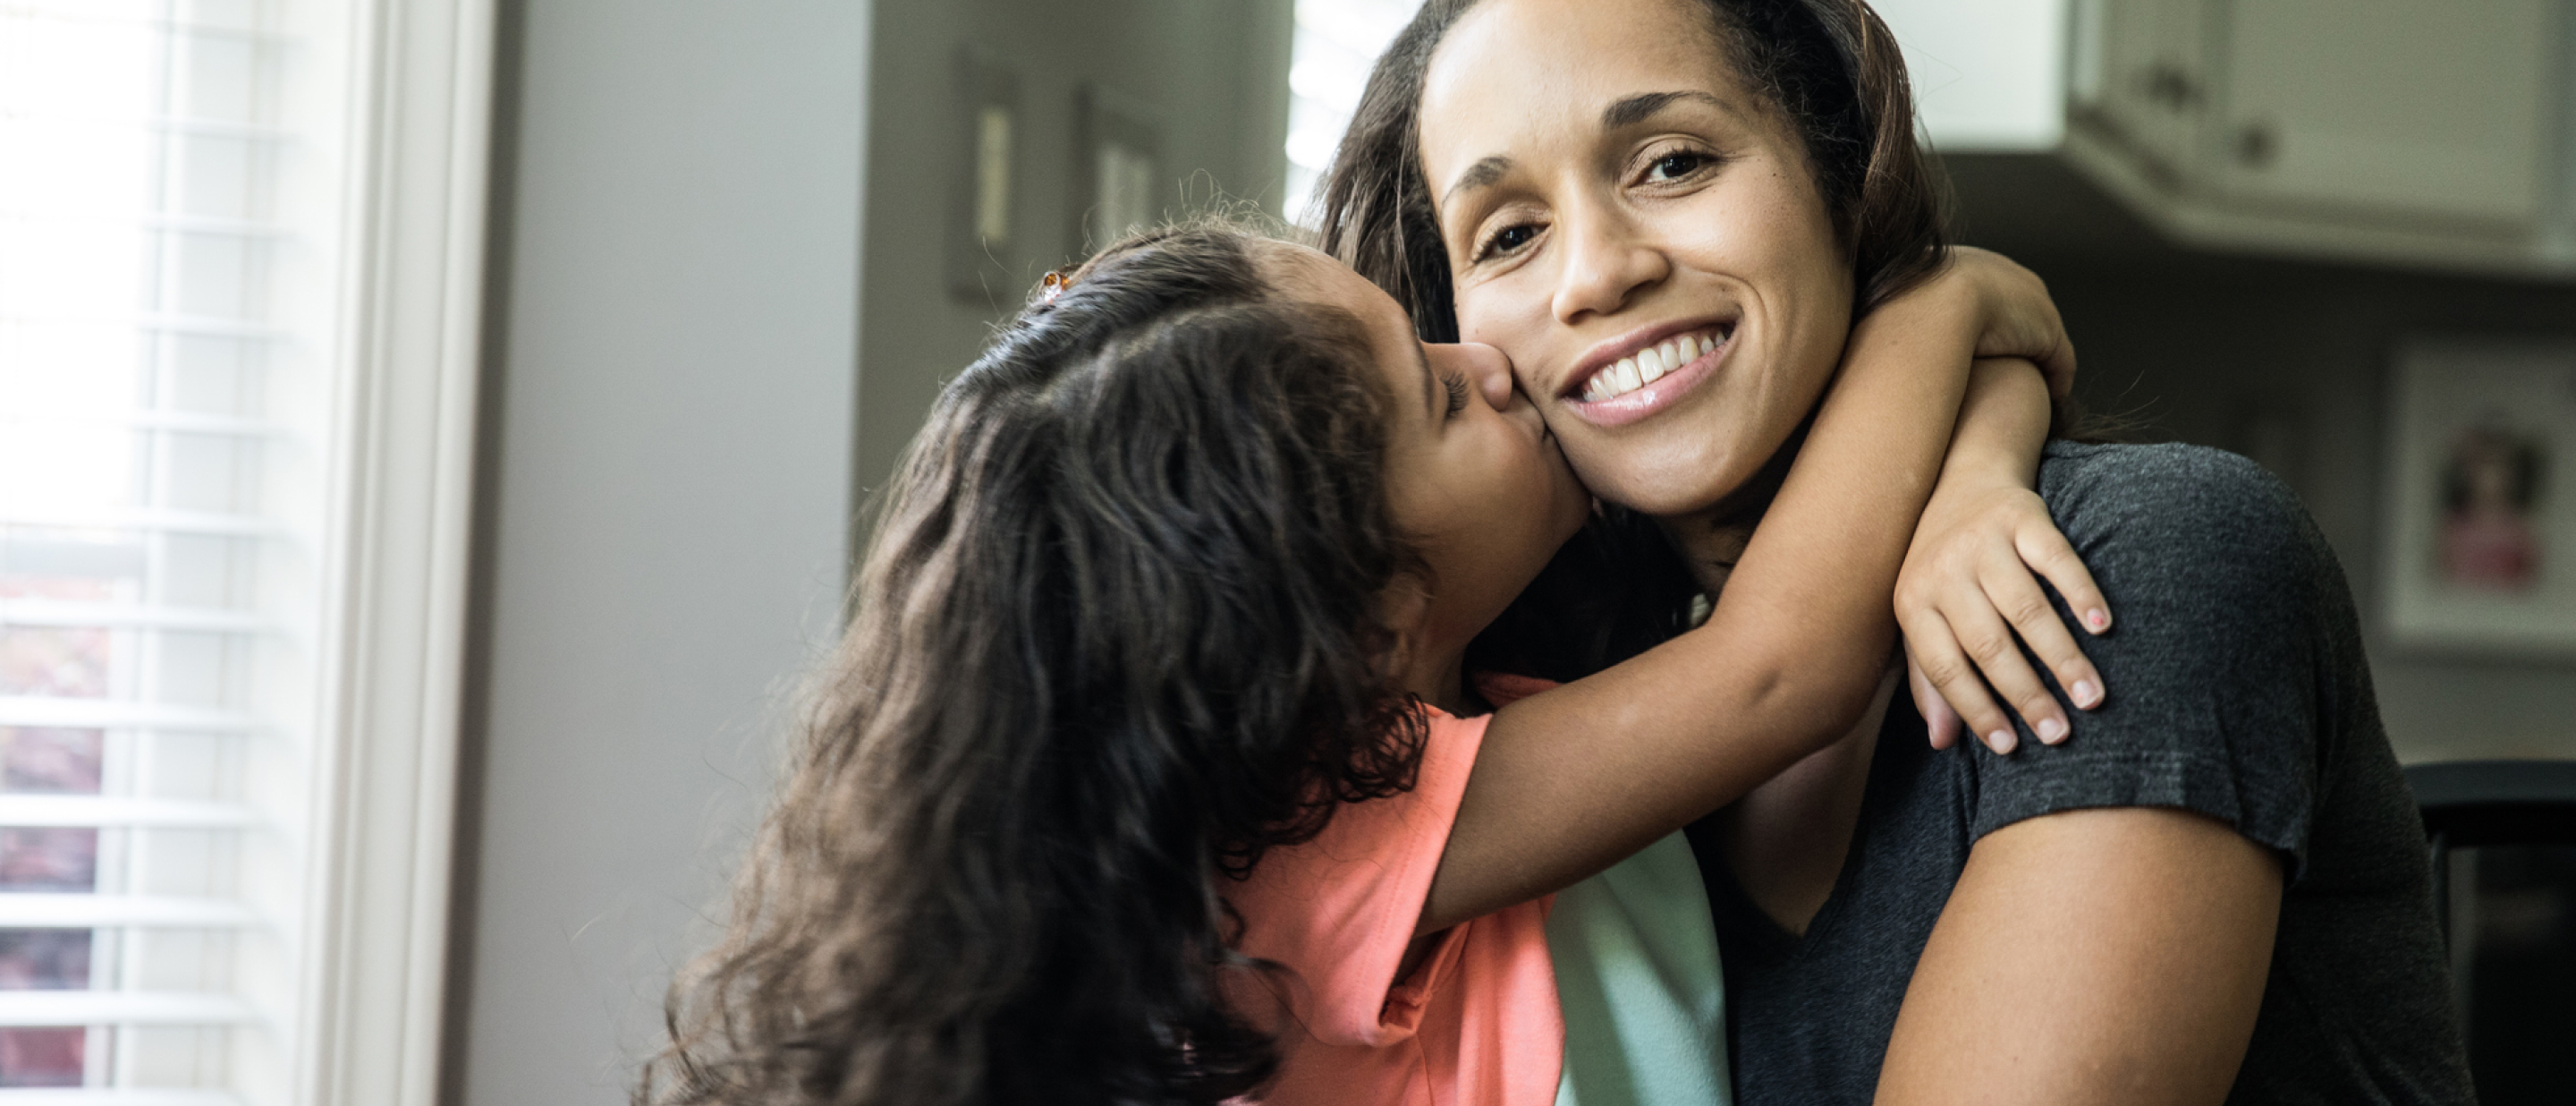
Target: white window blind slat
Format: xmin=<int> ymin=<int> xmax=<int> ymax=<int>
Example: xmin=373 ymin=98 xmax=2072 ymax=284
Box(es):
xmin=0 ymin=1093 xmax=238 ymax=1106
xmin=0 ymin=698 xmax=268 ymax=734
xmin=0 ymin=212 xmax=288 ymax=238
xmin=0 ymin=993 xmax=257 ymax=1028
xmin=0 ymin=507 xmax=295 ymax=538
xmin=0 ymin=115 xmax=292 ymax=143
xmin=0 ymin=313 xmax=286 ymax=339
xmin=0 ymin=896 xmax=258 ymax=931
xmin=0 ymin=413 xmax=288 ymax=439
xmin=0 ymin=600 xmax=275 ymax=634
xmin=0 ymin=795 xmax=258 ymax=830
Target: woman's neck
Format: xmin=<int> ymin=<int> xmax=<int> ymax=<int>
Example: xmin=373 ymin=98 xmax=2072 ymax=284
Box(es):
xmin=1662 ymin=510 xmax=1758 ymax=599
xmin=1660 ymin=429 xmax=1799 ymax=597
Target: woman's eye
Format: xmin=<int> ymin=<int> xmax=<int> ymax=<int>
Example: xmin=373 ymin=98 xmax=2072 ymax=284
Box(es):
xmin=1646 ymin=150 xmax=1709 ymax=183
xmin=1477 ymin=223 xmax=1538 ymax=260
xmin=1442 ymin=371 xmax=1471 ymax=418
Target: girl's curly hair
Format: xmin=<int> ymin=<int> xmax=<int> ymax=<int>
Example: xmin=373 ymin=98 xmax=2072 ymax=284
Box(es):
xmin=640 ymin=223 xmax=1428 ymax=1105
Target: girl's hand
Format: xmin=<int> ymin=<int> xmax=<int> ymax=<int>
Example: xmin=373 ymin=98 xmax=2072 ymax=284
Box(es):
xmin=1939 ymin=246 xmax=2077 ymax=399
xmin=1896 ymin=480 xmax=2111 ymax=754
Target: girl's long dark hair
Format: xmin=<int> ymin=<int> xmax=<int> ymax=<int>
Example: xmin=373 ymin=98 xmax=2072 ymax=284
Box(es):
xmin=641 ymin=225 xmax=1427 ymax=1105
xmin=1316 ymin=0 xmax=1954 ymax=678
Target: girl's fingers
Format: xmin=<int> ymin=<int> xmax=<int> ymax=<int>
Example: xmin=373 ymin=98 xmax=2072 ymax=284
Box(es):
xmin=1977 ymin=557 xmax=2103 ymax=720
xmin=1898 ymin=605 xmax=2018 ymax=754
xmin=1904 ymin=649 xmax=1963 ymax=751
xmin=1941 ymin=590 xmax=2070 ymax=748
xmin=2014 ymin=521 xmax=2112 ymax=635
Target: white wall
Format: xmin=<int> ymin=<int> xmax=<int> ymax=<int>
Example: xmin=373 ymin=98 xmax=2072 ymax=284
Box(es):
xmin=450 ymin=0 xmax=869 ymax=1101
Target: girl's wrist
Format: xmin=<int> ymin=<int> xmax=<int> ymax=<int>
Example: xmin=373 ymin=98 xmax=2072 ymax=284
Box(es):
xmin=1939 ymin=359 xmax=2052 ymax=491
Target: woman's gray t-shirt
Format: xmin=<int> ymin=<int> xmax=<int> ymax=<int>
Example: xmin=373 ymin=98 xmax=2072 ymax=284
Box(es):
xmin=1688 ymin=441 xmax=2474 ymax=1105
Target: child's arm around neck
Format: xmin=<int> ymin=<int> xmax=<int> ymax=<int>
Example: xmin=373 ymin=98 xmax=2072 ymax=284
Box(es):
xmin=1416 ymin=251 xmax=2062 ymax=935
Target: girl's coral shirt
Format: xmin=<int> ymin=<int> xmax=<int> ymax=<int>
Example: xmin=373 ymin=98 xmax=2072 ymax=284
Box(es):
xmin=1224 ymin=693 xmax=1561 ymax=1106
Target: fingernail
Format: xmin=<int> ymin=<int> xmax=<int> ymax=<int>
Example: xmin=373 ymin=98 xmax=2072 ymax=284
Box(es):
xmin=1987 ymin=729 xmax=2017 ymax=754
xmin=2084 ymin=608 xmax=2110 ymax=633
xmin=2071 ymin=679 xmax=2101 ymax=708
xmin=2038 ymin=716 xmax=2068 ymax=744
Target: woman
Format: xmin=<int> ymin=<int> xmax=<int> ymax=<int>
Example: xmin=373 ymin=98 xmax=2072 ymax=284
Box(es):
xmin=1318 ymin=1 xmax=2474 ymax=1102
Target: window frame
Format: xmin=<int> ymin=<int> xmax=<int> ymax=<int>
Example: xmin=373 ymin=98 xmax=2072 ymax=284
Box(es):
xmin=292 ymin=0 xmax=494 ymax=1101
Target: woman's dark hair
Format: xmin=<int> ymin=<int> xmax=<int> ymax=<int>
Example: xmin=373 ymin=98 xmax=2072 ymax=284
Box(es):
xmin=640 ymin=223 xmax=1428 ymax=1105
xmin=1317 ymin=0 xmax=1952 ymax=678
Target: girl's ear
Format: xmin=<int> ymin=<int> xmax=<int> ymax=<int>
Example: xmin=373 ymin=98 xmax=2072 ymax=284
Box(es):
xmin=1374 ymin=572 xmax=1435 ymax=679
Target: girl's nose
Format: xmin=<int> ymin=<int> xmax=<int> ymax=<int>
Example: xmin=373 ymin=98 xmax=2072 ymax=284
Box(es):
xmin=1452 ymin=342 xmax=1519 ymax=410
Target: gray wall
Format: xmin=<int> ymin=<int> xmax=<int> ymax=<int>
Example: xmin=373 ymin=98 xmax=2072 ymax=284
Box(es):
xmin=1953 ymin=154 xmax=2576 ymax=765
xmin=449 ymin=0 xmax=869 ymax=1101
xmin=852 ymin=0 xmax=1294 ymax=506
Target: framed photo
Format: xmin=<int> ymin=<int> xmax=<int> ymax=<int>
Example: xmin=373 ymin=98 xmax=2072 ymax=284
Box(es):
xmin=2380 ymin=337 xmax=2576 ymax=654
xmin=1069 ymin=85 xmax=1165 ymax=257
xmin=946 ymin=46 xmax=1021 ymax=300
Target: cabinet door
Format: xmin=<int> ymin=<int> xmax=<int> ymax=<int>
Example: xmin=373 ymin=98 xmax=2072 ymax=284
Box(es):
xmin=2214 ymin=0 xmax=2554 ymax=228
xmin=2074 ymin=0 xmax=2215 ymax=182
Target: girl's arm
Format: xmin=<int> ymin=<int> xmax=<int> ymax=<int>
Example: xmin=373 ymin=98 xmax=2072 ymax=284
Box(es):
xmin=1419 ymin=251 xmax=2074 ymax=933
xmin=1897 ymin=365 xmax=2112 ymax=754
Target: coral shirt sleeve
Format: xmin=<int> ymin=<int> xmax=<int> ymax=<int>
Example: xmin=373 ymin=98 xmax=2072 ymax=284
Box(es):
xmin=1224 ymin=709 xmax=1489 ymax=1048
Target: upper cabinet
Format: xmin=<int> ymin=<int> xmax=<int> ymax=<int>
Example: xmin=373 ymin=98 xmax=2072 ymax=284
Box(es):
xmin=2205 ymin=0 xmax=2555 ymax=230
xmin=2072 ymin=0 xmax=2210 ymax=184
xmin=1877 ymin=0 xmax=2576 ymax=276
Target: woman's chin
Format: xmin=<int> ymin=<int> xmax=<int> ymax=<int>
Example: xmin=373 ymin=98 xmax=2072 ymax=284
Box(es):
xmin=1572 ymin=455 xmax=1761 ymax=522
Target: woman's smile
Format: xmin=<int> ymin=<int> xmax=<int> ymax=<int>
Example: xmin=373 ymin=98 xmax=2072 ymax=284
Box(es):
xmin=1563 ymin=315 xmax=1736 ymax=426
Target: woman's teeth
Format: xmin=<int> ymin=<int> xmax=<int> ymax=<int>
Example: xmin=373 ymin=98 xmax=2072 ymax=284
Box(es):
xmin=1579 ymin=330 xmax=1724 ymax=403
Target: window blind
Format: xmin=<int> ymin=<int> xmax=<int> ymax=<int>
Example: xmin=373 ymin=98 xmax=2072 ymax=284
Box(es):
xmin=0 ymin=0 xmax=353 ymax=1099
xmin=1284 ymin=0 xmax=1424 ymax=224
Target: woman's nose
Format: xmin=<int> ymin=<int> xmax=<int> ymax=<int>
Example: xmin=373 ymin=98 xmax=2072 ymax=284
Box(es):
xmin=1551 ymin=204 xmax=1669 ymax=326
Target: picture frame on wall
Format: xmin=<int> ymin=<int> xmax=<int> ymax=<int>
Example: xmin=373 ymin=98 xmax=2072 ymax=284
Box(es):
xmin=946 ymin=46 xmax=1021 ymax=300
xmin=1070 ymin=84 xmax=1164 ymax=258
xmin=2380 ymin=337 xmax=2576 ymax=655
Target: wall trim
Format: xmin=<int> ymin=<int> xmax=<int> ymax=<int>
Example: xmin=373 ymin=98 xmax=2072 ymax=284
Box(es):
xmin=302 ymin=0 xmax=495 ymax=1101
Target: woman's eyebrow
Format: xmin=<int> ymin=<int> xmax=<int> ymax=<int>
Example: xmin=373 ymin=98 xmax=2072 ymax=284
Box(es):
xmin=1442 ymin=155 xmax=1514 ymax=206
xmin=1602 ymin=89 xmax=1727 ymax=129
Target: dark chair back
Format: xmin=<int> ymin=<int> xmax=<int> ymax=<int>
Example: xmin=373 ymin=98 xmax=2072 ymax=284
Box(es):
xmin=2408 ymin=759 xmax=2576 ymax=935
xmin=2405 ymin=758 xmax=2576 ymax=1106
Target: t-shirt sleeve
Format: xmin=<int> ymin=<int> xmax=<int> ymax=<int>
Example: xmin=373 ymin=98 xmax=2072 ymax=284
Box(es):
xmin=1224 ymin=710 xmax=1488 ymax=1049
xmin=1967 ymin=444 xmax=2333 ymax=874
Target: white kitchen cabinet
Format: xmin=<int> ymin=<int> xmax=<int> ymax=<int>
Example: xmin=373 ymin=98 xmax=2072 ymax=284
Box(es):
xmin=2071 ymin=0 xmax=2213 ymax=185
xmin=1880 ymin=0 xmax=2576 ymax=276
xmin=2210 ymin=0 xmax=2555 ymax=231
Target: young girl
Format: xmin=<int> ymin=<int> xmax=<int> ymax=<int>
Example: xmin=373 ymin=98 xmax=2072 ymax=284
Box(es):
xmin=639 ymin=221 xmax=2096 ymax=1106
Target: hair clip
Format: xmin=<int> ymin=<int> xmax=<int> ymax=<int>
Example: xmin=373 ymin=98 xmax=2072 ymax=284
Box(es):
xmin=1042 ymin=270 xmax=1072 ymax=304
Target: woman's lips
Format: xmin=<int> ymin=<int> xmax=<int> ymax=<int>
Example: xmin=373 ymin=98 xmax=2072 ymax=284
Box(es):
xmin=1563 ymin=328 xmax=1733 ymax=429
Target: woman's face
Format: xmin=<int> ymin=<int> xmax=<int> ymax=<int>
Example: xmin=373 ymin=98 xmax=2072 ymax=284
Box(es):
xmin=1416 ymin=0 xmax=1855 ymax=519
xmin=1268 ymin=244 xmax=1589 ymax=655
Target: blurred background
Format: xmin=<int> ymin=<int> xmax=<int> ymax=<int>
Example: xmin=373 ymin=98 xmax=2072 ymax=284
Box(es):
xmin=2 ymin=0 xmax=2572 ymax=1103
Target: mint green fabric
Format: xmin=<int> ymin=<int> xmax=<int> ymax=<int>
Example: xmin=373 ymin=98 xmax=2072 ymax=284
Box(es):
xmin=1546 ymin=830 xmax=1731 ymax=1106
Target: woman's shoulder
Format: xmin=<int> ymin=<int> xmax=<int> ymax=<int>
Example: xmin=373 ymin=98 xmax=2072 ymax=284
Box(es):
xmin=2038 ymin=441 xmax=2300 ymax=529
xmin=2037 ymin=441 xmax=2325 ymax=578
